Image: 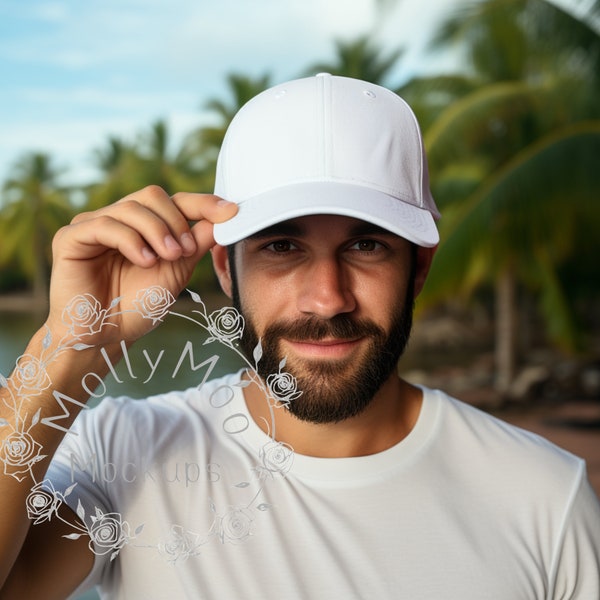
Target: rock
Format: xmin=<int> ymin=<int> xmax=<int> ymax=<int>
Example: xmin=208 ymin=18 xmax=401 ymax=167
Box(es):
xmin=509 ymin=365 xmax=551 ymax=400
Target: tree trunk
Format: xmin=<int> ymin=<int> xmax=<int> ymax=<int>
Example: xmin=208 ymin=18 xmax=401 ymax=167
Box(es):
xmin=494 ymin=267 xmax=518 ymax=398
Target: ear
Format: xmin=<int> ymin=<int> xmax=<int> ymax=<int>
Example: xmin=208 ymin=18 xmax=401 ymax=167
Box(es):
xmin=413 ymin=245 xmax=436 ymax=298
xmin=211 ymin=245 xmax=233 ymax=299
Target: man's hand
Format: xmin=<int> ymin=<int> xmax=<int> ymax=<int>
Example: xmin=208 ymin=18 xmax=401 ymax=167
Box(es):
xmin=46 ymin=186 xmax=237 ymax=344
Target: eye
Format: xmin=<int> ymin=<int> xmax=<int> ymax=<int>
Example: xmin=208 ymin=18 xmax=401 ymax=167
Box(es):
xmin=350 ymin=239 xmax=383 ymax=253
xmin=264 ymin=240 xmax=297 ymax=253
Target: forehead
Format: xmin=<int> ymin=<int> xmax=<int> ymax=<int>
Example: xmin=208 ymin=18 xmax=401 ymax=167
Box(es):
xmin=245 ymin=214 xmax=399 ymax=241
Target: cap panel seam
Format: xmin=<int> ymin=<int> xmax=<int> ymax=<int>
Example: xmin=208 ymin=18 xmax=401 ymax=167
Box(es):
xmin=316 ymin=76 xmax=327 ymax=177
xmin=323 ymin=73 xmax=332 ymax=177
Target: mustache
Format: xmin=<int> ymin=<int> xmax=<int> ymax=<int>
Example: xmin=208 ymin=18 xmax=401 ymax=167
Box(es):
xmin=260 ymin=315 xmax=385 ymax=343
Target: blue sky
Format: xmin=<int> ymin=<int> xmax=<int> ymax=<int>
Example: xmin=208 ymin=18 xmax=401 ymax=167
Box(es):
xmin=0 ymin=0 xmax=577 ymax=190
xmin=0 ymin=0 xmax=467 ymax=188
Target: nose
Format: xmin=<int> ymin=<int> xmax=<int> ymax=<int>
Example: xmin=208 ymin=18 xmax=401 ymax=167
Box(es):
xmin=296 ymin=257 xmax=356 ymax=319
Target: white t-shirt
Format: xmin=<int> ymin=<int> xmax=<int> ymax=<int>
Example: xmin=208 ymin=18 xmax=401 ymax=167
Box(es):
xmin=45 ymin=371 xmax=600 ymax=599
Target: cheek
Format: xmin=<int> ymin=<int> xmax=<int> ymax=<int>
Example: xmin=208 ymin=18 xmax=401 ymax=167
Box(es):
xmin=353 ymin=270 xmax=410 ymax=319
xmin=346 ymin=241 xmax=414 ymax=303
xmin=237 ymin=274 xmax=295 ymax=331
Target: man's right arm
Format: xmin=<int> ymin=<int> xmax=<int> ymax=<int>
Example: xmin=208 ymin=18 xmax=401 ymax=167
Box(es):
xmin=0 ymin=333 xmax=115 ymax=598
xmin=0 ymin=186 xmax=237 ymax=597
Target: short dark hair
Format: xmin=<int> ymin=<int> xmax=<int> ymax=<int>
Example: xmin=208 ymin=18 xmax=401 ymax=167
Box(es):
xmin=226 ymin=244 xmax=240 ymax=308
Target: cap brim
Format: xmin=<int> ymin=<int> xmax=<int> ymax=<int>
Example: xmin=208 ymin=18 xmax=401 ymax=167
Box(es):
xmin=213 ymin=181 xmax=439 ymax=247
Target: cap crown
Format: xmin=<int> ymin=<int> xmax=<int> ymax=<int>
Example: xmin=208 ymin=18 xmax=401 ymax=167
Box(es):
xmin=215 ymin=73 xmax=438 ymax=216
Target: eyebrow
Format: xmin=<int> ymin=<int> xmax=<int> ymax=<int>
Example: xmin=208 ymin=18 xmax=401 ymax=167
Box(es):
xmin=247 ymin=222 xmax=304 ymax=240
xmin=347 ymin=223 xmax=397 ymax=238
xmin=247 ymin=220 xmax=398 ymax=240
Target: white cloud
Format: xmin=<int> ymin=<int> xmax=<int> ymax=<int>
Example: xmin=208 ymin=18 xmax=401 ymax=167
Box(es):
xmin=162 ymin=0 xmax=379 ymax=84
xmin=285 ymin=0 xmax=375 ymax=38
xmin=10 ymin=85 xmax=193 ymax=113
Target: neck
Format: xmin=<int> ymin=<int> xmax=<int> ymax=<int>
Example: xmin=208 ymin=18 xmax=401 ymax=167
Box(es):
xmin=242 ymin=372 xmax=423 ymax=458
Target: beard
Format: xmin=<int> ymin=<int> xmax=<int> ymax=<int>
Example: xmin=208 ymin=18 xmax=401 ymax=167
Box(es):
xmin=231 ymin=269 xmax=415 ymax=425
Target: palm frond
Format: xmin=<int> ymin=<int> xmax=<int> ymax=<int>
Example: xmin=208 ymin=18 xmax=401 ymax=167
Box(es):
xmin=421 ymin=122 xmax=600 ymax=309
xmin=425 ymin=80 xmax=536 ymax=169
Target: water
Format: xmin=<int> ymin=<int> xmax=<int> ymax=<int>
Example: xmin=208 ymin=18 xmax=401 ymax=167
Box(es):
xmin=0 ymin=310 xmax=45 ymax=377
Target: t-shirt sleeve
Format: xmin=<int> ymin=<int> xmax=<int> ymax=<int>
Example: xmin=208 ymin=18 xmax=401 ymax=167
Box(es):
xmin=43 ymin=402 xmax=120 ymax=597
xmin=549 ymin=461 xmax=600 ymax=598
xmin=44 ymin=460 xmax=110 ymax=598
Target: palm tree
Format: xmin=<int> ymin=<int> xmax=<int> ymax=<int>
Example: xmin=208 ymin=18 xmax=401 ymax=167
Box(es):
xmin=180 ymin=73 xmax=272 ymax=192
xmin=423 ymin=122 xmax=600 ymax=383
xmin=432 ymin=0 xmax=600 ymax=87
xmin=0 ymin=152 xmax=73 ymax=303
xmin=85 ymin=135 xmax=139 ymax=210
xmin=134 ymin=119 xmax=205 ymax=193
xmin=303 ymin=35 xmax=403 ymax=85
xmin=395 ymin=74 xmax=480 ymax=131
xmin=86 ymin=120 xmax=207 ymax=212
xmin=416 ymin=0 xmax=600 ymax=396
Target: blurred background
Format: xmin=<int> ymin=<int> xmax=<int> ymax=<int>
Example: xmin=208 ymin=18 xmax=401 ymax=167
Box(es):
xmin=0 ymin=0 xmax=599 ymax=486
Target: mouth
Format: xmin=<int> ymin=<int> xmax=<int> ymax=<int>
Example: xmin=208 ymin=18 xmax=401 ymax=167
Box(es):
xmin=281 ymin=337 xmax=364 ymax=360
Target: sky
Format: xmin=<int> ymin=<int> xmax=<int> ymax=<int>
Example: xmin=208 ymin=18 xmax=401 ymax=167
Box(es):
xmin=0 ymin=0 xmax=467 ymax=189
xmin=0 ymin=0 xmax=583 ymax=190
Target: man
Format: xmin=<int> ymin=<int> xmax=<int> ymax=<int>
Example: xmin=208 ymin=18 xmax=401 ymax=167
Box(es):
xmin=1 ymin=74 xmax=599 ymax=599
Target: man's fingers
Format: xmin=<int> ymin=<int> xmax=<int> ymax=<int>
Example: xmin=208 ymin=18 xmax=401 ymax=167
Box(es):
xmin=172 ymin=194 xmax=238 ymax=262
xmin=109 ymin=200 xmax=193 ymax=260
xmin=118 ymin=187 xmax=198 ymax=257
xmin=58 ymin=187 xmax=238 ymax=270
xmin=55 ymin=216 xmax=159 ymax=267
xmin=170 ymin=192 xmax=238 ymax=225
xmin=74 ymin=188 xmax=238 ymax=259
xmin=67 ymin=205 xmax=183 ymax=263
xmin=188 ymin=219 xmax=218 ymax=258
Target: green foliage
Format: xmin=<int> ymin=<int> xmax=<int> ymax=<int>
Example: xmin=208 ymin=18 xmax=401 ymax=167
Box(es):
xmin=422 ymin=123 xmax=599 ymax=372
xmin=395 ymin=75 xmax=480 ymax=130
xmin=0 ymin=262 xmax=28 ymax=293
xmin=424 ymin=124 xmax=600 ymax=296
xmin=0 ymin=152 xmax=74 ymax=299
xmin=303 ymin=35 xmax=402 ymax=84
xmin=180 ymin=73 xmax=272 ymax=192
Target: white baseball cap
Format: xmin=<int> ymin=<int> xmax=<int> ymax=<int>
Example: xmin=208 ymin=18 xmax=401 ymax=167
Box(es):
xmin=213 ymin=73 xmax=440 ymax=247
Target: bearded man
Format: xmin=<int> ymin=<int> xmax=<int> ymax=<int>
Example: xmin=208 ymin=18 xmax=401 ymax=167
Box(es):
xmin=1 ymin=74 xmax=599 ymax=599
